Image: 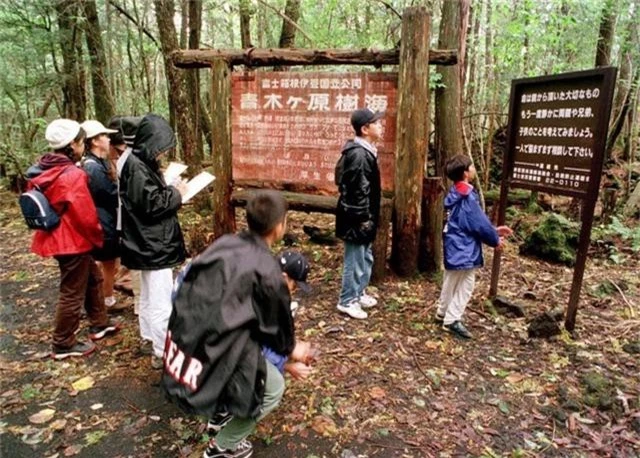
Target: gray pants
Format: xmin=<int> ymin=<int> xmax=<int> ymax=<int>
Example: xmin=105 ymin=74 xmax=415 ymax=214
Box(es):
xmin=216 ymin=360 xmax=285 ymax=450
xmin=437 ymin=269 xmax=476 ymax=325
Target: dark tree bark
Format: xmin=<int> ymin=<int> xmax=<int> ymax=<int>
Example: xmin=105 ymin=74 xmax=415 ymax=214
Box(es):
xmin=82 ymin=0 xmax=116 ymax=122
xmin=392 ymin=7 xmax=431 ymax=277
xmin=187 ymin=0 xmax=203 ymax=165
xmin=239 ymin=0 xmax=252 ymax=48
xmin=595 ymin=0 xmax=617 ymax=67
xmin=278 ymin=0 xmax=301 ymax=48
xmin=434 ymin=0 xmax=469 ymax=177
xmin=154 ymin=0 xmax=196 ymax=163
xmin=55 ymin=0 xmax=86 ymax=120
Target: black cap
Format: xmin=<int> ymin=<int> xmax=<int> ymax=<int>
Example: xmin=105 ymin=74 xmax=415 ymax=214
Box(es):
xmin=350 ymin=107 xmax=385 ymax=132
xmin=277 ymin=251 xmax=311 ymax=293
xmin=107 ymin=115 xmax=143 ymax=146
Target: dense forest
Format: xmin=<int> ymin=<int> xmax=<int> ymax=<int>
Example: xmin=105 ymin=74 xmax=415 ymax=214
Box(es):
xmin=0 ymin=0 xmax=637 ymax=198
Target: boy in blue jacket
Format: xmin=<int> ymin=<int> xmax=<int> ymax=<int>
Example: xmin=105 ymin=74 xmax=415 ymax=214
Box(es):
xmin=436 ymin=155 xmax=513 ymax=339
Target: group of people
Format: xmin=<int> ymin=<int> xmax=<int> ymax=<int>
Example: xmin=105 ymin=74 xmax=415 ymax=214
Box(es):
xmin=27 ymin=114 xmax=188 ymax=365
xmin=25 ymin=106 xmax=512 ymax=458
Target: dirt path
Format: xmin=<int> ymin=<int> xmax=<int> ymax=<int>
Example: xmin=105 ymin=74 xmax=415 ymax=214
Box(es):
xmin=1 ymin=190 xmax=638 ymax=457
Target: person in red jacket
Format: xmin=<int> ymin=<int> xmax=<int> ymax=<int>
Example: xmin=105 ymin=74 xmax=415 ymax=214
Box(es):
xmin=27 ymin=119 xmax=120 ymax=360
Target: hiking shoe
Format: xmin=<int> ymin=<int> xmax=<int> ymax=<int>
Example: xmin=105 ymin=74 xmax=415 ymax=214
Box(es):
xmin=106 ymin=299 xmax=129 ymax=314
xmin=434 ymin=313 xmax=445 ymax=324
xmin=337 ymin=300 xmax=368 ymax=319
xmin=206 ymin=411 xmax=234 ymax=435
xmin=443 ymin=321 xmax=473 ymax=339
xmin=151 ymin=355 xmax=164 ymax=370
xmin=359 ymin=293 xmax=378 ymax=308
xmin=88 ymin=319 xmax=121 ymax=341
xmin=290 ymin=300 xmax=300 ymax=318
xmin=51 ymin=341 xmax=96 ymax=360
xmin=204 ymin=438 xmax=252 ymax=458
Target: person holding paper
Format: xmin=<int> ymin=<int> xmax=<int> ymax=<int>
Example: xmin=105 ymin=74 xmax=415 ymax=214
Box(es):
xmin=119 ymin=113 xmax=188 ymax=369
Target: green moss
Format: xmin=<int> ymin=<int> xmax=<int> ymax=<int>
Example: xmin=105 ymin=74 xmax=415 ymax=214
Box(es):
xmin=520 ymin=213 xmax=580 ymax=266
xmin=581 ymin=371 xmax=616 ymax=412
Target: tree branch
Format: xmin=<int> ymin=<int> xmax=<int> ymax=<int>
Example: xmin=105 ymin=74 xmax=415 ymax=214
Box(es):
xmin=374 ymin=0 xmax=402 ymax=19
xmin=256 ymin=0 xmax=312 ymax=45
xmin=108 ymin=0 xmax=159 ymax=48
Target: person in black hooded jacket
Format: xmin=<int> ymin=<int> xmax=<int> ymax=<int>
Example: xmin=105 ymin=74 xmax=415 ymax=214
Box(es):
xmin=334 ymin=108 xmax=384 ymax=320
xmin=119 ymin=113 xmax=187 ymax=367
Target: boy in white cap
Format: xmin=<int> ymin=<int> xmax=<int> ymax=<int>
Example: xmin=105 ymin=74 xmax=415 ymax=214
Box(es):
xmin=27 ymin=119 xmax=120 ymax=359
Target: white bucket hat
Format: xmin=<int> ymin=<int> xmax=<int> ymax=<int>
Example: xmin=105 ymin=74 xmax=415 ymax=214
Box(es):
xmin=81 ymin=120 xmax=118 ymax=139
xmin=45 ymin=119 xmax=82 ymax=150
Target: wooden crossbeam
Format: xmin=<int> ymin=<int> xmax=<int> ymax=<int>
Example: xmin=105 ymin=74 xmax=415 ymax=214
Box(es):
xmin=172 ymin=47 xmax=457 ymax=68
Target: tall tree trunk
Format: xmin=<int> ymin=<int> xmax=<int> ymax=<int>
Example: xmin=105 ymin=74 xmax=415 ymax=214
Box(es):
xmin=187 ymin=0 xmax=203 ymax=165
xmin=595 ymin=0 xmax=617 ymax=67
xmin=434 ymin=0 xmax=469 ymax=177
xmin=239 ymin=0 xmax=252 ymax=48
xmin=482 ymin=0 xmax=494 ymax=186
xmin=55 ymin=0 xmax=86 ymax=120
xmin=274 ymin=0 xmax=301 ymax=71
xmin=154 ymin=0 xmax=196 ymax=163
xmin=82 ymin=0 xmax=115 ymax=122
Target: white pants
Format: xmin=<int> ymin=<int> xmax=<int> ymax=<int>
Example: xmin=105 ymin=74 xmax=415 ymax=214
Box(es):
xmin=437 ymin=269 xmax=476 ymax=325
xmin=139 ymin=269 xmax=173 ymax=357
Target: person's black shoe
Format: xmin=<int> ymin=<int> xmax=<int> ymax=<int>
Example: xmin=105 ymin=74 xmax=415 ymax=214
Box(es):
xmin=434 ymin=313 xmax=445 ymax=324
xmin=51 ymin=341 xmax=96 ymax=360
xmin=203 ymin=438 xmax=252 ymax=458
xmin=206 ymin=411 xmax=234 ymax=435
xmin=88 ymin=319 xmax=121 ymax=341
xmin=443 ymin=321 xmax=473 ymax=339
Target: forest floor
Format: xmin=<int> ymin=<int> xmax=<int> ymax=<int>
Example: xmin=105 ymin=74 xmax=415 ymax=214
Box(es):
xmin=1 ymin=188 xmax=639 ymax=458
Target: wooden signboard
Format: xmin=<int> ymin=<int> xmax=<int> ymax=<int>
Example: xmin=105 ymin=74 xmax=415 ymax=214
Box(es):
xmin=231 ymin=72 xmax=398 ymax=194
xmin=490 ymin=67 xmax=617 ymax=331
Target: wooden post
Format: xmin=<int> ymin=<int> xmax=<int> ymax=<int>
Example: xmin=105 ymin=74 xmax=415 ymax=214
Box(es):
xmin=419 ymin=177 xmax=444 ymax=273
xmin=210 ymin=60 xmax=235 ymax=238
xmin=371 ymin=198 xmax=393 ymax=284
xmin=391 ymin=6 xmax=431 ymax=277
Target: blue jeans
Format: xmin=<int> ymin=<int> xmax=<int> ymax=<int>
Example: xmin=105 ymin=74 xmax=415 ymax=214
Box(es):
xmin=339 ymin=242 xmax=373 ymax=305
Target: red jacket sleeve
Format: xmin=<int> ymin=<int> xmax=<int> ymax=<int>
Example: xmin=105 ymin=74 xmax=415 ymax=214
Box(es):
xmin=61 ymin=170 xmax=104 ymax=248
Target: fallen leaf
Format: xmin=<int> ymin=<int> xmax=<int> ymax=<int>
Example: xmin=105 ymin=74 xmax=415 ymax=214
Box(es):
xmin=311 ymin=415 xmax=337 ymax=437
xmin=1 ymin=390 xmax=18 ymax=398
xmin=90 ymin=403 xmax=103 ymax=411
xmin=50 ymin=419 xmax=67 ymax=431
xmin=498 ymin=401 xmax=510 ymax=414
xmin=506 ymin=373 xmax=525 ymax=384
xmin=63 ymin=445 xmax=82 ymax=456
xmin=71 ymin=376 xmax=94 ymax=392
xmin=29 ymin=409 xmax=55 ymax=424
xmin=369 ymin=387 xmax=386 ymax=399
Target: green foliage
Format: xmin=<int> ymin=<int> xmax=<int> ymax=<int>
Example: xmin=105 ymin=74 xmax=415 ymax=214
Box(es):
xmin=593 ymin=217 xmax=640 ymax=253
xmin=520 ymin=213 xmax=580 ymax=266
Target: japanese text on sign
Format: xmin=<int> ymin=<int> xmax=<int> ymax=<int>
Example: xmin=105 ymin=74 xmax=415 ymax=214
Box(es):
xmin=231 ymin=72 xmax=397 ymax=193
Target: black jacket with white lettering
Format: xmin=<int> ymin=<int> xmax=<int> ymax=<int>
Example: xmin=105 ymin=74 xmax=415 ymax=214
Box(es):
xmin=162 ymin=231 xmax=295 ymax=419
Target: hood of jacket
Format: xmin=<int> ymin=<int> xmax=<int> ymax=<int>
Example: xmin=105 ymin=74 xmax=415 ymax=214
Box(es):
xmin=132 ymin=114 xmax=176 ymax=166
xmin=27 ymin=153 xmax=75 ymax=187
xmin=444 ymin=181 xmax=474 ymax=209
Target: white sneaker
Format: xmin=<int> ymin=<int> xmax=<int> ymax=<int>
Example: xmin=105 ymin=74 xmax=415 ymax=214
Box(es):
xmin=104 ymin=296 xmax=116 ymax=307
xmin=337 ymin=301 xmax=368 ymax=319
xmin=290 ymin=301 xmax=299 ymax=318
xmin=359 ymin=293 xmax=378 ymax=308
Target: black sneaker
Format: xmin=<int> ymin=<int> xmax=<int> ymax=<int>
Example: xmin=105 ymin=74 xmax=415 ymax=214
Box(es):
xmin=204 ymin=438 xmax=252 ymax=458
xmin=443 ymin=321 xmax=473 ymax=339
xmin=434 ymin=313 xmax=445 ymax=324
xmin=88 ymin=319 xmax=121 ymax=341
xmin=51 ymin=341 xmax=96 ymax=360
xmin=206 ymin=411 xmax=234 ymax=435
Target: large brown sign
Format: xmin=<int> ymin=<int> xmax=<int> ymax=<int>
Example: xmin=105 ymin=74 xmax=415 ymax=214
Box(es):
xmin=506 ymin=68 xmax=616 ymax=198
xmin=231 ymin=71 xmax=397 ymax=194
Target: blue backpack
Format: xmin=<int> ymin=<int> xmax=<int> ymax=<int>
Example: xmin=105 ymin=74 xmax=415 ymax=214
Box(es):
xmin=19 ymin=186 xmax=61 ymax=231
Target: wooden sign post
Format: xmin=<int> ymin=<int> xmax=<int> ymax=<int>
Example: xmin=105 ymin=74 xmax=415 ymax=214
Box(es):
xmin=490 ymin=67 xmax=617 ymax=331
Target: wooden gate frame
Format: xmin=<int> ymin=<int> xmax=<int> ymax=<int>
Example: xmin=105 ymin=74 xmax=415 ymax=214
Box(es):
xmin=172 ymin=6 xmax=458 ymax=281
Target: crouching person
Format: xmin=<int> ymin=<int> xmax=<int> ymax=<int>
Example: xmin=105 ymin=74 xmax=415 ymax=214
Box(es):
xmin=162 ymin=191 xmax=314 ymax=458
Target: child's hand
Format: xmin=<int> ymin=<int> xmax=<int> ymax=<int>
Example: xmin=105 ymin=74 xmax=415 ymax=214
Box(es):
xmin=291 ymin=341 xmax=311 ymax=363
xmin=496 ymin=236 xmax=505 ymax=251
xmin=285 ymin=361 xmax=312 ymax=380
xmin=497 ymin=225 xmax=513 ymax=237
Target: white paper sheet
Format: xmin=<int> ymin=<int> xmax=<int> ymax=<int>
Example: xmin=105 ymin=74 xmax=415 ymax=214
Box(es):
xmin=182 ymin=172 xmax=216 ymax=203
xmin=163 ymin=162 xmax=188 ymax=185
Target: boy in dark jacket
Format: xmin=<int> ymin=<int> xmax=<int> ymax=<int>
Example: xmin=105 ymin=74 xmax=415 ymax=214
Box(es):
xmin=335 ymin=108 xmax=384 ymax=320
xmin=163 ymin=191 xmax=314 ymax=458
xmin=436 ymin=155 xmax=513 ymax=339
